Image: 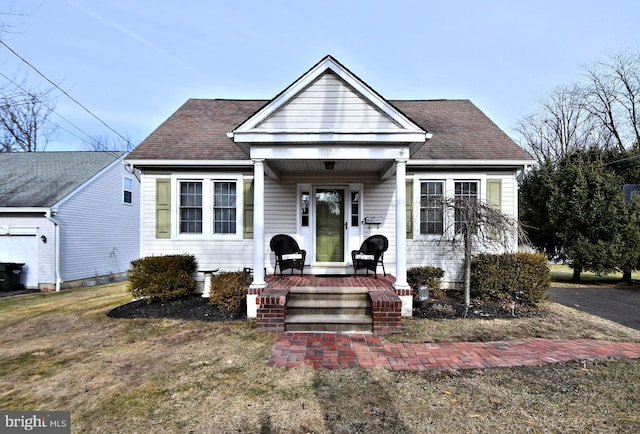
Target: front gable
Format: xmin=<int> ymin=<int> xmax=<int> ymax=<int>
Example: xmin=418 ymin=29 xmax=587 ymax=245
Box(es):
xmin=231 ymin=56 xmax=428 ymax=146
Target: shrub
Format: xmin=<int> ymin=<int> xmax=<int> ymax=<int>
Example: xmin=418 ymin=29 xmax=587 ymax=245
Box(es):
xmin=407 ymin=266 xmax=445 ymax=296
xmin=128 ymin=254 xmax=198 ymax=303
xmin=471 ymin=253 xmax=550 ymax=306
xmin=209 ymin=270 xmax=252 ymax=311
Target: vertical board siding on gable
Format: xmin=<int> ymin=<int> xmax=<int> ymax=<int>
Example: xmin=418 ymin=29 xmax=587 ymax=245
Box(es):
xmin=260 ymin=74 xmax=401 ymax=130
xmin=54 ymin=162 xmax=140 ymax=282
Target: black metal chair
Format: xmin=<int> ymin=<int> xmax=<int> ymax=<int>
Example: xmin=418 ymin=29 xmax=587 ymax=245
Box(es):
xmin=270 ymin=234 xmax=306 ymax=277
xmin=351 ymin=235 xmax=388 ymax=278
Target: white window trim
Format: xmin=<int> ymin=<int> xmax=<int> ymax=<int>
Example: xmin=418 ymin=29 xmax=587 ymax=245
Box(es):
xmin=418 ymin=179 xmax=445 ymax=238
xmin=173 ymin=174 xmax=243 ymax=240
xmin=123 ymin=176 xmax=134 ymax=205
xmin=413 ymin=174 xmax=484 ymax=240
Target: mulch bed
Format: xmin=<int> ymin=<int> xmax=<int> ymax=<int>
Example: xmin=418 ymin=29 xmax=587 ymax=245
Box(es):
xmin=413 ymin=295 xmax=543 ymax=320
xmin=107 ymin=295 xmax=247 ymax=322
xmin=107 ymin=293 xmax=541 ymax=322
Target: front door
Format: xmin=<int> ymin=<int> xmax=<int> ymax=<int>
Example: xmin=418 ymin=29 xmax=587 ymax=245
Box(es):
xmin=315 ymin=188 xmax=344 ymax=263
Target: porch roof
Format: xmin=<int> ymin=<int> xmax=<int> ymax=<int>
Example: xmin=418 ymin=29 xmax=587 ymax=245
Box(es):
xmin=128 ymin=98 xmax=532 ymax=164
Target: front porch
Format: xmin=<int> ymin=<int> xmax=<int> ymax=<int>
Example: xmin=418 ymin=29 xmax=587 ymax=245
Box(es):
xmin=254 ymin=274 xmax=405 ymax=335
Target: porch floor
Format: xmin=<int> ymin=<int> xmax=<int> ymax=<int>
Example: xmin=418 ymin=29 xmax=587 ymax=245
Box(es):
xmin=264 ymin=273 xmax=396 ymax=291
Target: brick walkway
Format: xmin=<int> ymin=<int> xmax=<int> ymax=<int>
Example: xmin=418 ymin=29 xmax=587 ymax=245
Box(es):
xmin=267 ymin=333 xmax=640 ymax=370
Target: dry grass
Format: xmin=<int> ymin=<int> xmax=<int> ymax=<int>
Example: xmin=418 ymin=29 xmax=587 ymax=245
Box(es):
xmin=1 ymin=281 xmax=640 ymax=433
xmin=550 ymin=263 xmax=640 ymax=288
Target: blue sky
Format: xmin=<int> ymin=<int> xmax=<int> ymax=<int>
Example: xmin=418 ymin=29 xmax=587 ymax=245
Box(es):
xmin=1 ymin=0 xmax=639 ymax=151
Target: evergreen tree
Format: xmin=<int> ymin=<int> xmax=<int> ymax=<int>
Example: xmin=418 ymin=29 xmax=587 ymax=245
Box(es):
xmin=520 ymin=148 xmax=639 ymax=281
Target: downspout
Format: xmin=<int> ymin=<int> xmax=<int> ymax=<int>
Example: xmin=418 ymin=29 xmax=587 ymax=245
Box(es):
xmin=45 ymin=209 xmax=62 ymax=292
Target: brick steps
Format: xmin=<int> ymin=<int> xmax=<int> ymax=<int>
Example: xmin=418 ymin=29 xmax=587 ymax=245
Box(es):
xmin=285 ymin=287 xmax=372 ymax=332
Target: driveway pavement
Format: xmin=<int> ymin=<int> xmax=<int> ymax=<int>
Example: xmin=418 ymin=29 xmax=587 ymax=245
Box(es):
xmin=548 ymin=285 xmax=640 ymax=331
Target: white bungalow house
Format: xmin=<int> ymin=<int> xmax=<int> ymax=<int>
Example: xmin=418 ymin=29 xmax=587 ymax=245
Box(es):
xmin=126 ymin=56 xmax=533 ymax=321
xmin=0 ymin=151 xmax=140 ymax=291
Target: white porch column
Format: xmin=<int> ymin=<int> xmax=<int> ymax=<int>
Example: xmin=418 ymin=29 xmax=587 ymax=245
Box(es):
xmin=248 ymin=159 xmax=266 ymax=318
xmin=392 ymin=158 xmax=412 ymax=316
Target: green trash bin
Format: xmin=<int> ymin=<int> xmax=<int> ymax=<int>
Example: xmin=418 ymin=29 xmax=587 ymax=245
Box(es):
xmin=0 ymin=263 xmax=25 ymax=291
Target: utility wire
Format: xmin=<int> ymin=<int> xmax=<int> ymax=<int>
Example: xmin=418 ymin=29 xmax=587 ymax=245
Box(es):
xmin=0 ymin=71 xmax=96 ymax=143
xmin=0 ymin=40 xmax=131 ymax=146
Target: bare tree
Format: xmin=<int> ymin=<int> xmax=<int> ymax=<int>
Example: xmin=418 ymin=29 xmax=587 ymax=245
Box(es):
xmin=0 ymin=83 xmax=57 ymax=152
xmin=428 ymin=197 xmax=526 ymax=309
xmin=514 ymin=84 xmax=606 ymax=163
xmin=81 ymin=133 xmax=134 ymax=152
xmin=583 ymin=51 xmax=640 ymax=152
xmin=516 ymin=50 xmax=640 ymax=163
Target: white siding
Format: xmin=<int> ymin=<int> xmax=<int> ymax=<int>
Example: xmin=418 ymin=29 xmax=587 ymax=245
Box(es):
xmin=140 ymin=173 xmax=255 ymax=273
xmin=407 ymin=170 xmax=520 ymax=283
xmin=361 ymin=179 xmax=397 ymax=275
xmin=139 ymin=167 xmax=521 ymax=285
xmin=259 ymin=73 xmax=402 ymax=131
xmin=55 ymin=161 xmax=140 ymax=282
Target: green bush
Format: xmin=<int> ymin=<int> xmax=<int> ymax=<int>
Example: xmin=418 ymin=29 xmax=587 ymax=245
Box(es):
xmin=209 ymin=270 xmax=252 ymax=311
xmin=407 ymin=266 xmax=445 ymax=296
xmin=471 ymin=253 xmax=550 ymax=306
xmin=128 ymin=254 xmax=198 ymax=303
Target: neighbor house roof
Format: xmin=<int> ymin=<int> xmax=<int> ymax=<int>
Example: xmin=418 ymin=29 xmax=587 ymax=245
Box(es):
xmin=0 ymin=151 xmax=124 ymax=207
xmin=128 ymin=98 xmax=532 ymax=162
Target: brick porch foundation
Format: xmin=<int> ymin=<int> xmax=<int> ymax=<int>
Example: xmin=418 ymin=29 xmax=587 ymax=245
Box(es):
xmin=255 ymin=274 xmax=406 ymax=334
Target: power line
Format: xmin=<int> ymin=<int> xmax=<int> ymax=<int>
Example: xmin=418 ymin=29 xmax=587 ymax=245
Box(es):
xmin=0 ymin=71 xmax=96 ymax=143
xmin=0 ymin=40 xmax=132 ymax=146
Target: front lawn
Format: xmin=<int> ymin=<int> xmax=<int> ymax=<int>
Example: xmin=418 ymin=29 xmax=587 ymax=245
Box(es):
xmin=1 ymin=282 xmax=639 ymax=433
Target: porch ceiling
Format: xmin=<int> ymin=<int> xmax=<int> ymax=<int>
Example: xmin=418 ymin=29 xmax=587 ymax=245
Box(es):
xmin=266 ymin=159 xmax=392 ymax=178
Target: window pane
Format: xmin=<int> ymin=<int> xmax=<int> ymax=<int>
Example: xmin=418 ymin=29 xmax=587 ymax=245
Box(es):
xmin=419 ymin=181 xmax=444 ymax=235
xmin=454 ymin=181 xmax=478 ymax=233
xmin=213 ymin=181 xmax=236 ymax=234
xmin=301 ymin=192 xmax=309 ymax=227
xmin=351 ymin=192 xmax=359 ymax=227
xmin=180 ymin=181 xmax=203 ymax=233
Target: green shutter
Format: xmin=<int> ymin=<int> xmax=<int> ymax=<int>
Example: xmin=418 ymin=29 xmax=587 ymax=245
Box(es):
xmin=243 ymin=179 xmax=254 ymax=239
xmin=156 ymin=179 xmax=171 ymax=238
xmin=406 ymin=179 xmax=413 ymax=239
xmin=486 ymin=179 xmax=502 ymax=210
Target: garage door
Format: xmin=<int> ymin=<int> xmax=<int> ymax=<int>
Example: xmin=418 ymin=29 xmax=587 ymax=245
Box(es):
xmin=0 ymin=235 xmax=38 ymax=288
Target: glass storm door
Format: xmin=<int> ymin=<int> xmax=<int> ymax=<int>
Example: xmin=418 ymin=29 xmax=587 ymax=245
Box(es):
xmin=315 ymin=188 xmax=345 ymax=263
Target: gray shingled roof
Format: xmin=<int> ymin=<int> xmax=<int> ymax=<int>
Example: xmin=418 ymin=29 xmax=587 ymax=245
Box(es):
xmin=128 ymin=99 xmax=532 ymax=162
xmin=0 ymin=151 xmax=124 ymax=207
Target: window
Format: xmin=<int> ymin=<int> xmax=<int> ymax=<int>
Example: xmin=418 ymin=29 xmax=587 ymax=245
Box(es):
xmin=454 ymin=181 xmax=478 ymax=233
xmin=179 ymin=181 xmax=203 ymax=233
xmin=213 ymin=181 xmax=236 ymax=234
xmin=300 ymin=191 xmax=309 ymax=227
xmin=123 ymin=177 xmax=133 ymax=204
xmin=420 ymin=181 xmax=444 ymax=235
xmin=351 ymin=192 xmax=359 ymax=227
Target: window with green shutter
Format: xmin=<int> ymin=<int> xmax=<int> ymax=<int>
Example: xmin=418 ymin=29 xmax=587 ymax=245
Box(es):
xmin=156 ymin=178 xmax=171 ymax=238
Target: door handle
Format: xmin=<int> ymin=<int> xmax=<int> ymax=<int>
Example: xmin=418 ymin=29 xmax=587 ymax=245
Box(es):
xmin=345 ymin=221 xmax=348 ymax=230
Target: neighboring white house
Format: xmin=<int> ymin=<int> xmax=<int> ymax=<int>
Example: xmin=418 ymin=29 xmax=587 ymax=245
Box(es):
xmin=126 ymin=56 xmax=534 ymax=316
xmin=0 ymin=151 xmax=140 ymax=290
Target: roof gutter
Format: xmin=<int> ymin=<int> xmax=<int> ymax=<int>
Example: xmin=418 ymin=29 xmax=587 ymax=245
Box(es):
xmin=44 ymin=209 xmax=62 ymax=292
xmin=126 ymin=159 xmax=254 ymax=168
xmin=407 ymin=159 xmax=534 ymax=169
